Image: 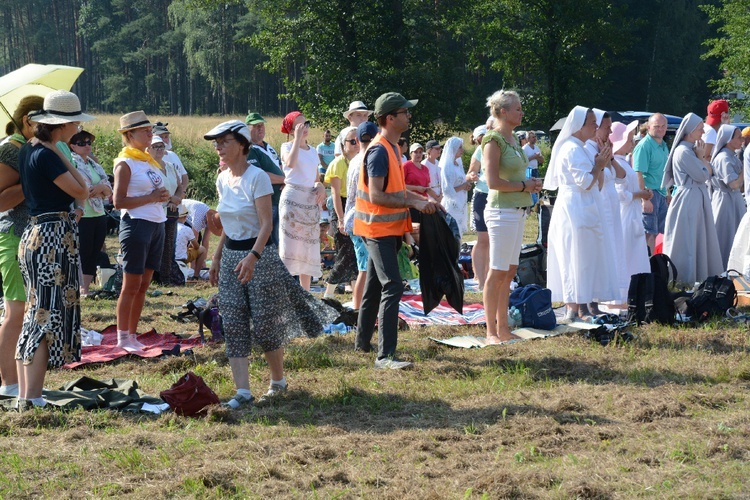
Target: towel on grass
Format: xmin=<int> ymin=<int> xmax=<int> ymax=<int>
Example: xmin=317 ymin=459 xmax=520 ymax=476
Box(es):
xmin=64 ymin=325 xmax=203 ymax=369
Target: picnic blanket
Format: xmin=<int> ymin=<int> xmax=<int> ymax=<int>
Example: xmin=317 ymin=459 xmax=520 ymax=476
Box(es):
xmin=429 ymin=322 xmax=598 ymax=348
xmin=64 ymin=326 xmax=203 ymax=369
xmin=399 ymin=294 xmax=485 ymax=326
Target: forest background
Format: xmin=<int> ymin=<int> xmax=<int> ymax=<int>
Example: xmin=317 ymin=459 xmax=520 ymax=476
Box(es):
xmin=1 ymin=0 xmax=749 ymax=139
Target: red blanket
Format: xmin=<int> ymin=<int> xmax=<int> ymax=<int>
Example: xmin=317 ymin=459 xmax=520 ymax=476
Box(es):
xmin=399 ymin=294 xmax=486 ymax=326
xmin=64 ymin=325 xmax=204 ymax=369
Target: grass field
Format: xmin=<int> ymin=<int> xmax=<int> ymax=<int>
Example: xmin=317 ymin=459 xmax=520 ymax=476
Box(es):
xmin=2 ymin=215 xmax=750 ymax=498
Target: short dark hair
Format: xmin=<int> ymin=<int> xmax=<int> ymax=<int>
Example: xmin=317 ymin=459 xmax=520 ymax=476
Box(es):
xmin=231 ymin=130 xmax=251 ymax=155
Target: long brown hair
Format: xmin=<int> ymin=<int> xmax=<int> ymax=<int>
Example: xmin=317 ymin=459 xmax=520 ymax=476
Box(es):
xmin=5 ymin=95 xmax=44 ymax=137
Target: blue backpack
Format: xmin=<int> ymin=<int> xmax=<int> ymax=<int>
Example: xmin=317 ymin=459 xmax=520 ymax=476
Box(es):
xmin=509 ymin=284 xmax=557 ymax=330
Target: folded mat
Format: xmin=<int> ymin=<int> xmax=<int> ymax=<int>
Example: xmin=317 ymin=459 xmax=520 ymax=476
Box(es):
xmin=429 ymin=323 xmax=592 ymax=348
xmin=64 ymin=325 xmax=203 ymax=369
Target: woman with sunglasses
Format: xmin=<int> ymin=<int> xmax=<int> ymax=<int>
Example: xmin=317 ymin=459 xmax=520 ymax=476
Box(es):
xmin=69 ymin=130 xmax=112 ymax=296
xmin=278 ymin=111 xmax=326 ymax=291
xmin=113 ymin=111 xmax=170 ymax=351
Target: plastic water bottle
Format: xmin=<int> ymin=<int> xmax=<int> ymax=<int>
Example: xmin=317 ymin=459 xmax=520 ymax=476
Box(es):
xmin=508 ymin=307 xmax=522 ymax=328
xmin=323 ymin=322 xmax=349 ymax=335
xmin=209 ymin=307 xmax=223 ymax=341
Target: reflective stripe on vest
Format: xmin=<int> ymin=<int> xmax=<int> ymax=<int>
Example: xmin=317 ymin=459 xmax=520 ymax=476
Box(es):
xmin=353 ymin=133 xmax=412 ymax=238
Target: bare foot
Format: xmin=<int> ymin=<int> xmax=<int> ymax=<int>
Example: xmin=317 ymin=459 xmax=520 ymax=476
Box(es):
xmin=496 ymin=332 xmax=521 ymax=342
xmin=485 ymin=335 xmax=504 ymax=345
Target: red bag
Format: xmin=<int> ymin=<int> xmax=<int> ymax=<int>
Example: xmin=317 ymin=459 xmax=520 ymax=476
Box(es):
xmin=159 ymin=372 xmax=220 ymax=416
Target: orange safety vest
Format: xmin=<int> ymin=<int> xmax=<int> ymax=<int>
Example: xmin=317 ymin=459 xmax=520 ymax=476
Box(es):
xmin=353 ymin=133 xmax=412 ymax=238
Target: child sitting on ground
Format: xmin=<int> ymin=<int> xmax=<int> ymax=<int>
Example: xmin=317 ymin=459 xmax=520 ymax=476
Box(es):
xmin=176 ymin=205 xmax=206 ymax=279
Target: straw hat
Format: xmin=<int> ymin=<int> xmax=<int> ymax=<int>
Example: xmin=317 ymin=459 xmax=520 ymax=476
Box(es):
xmin=343 ymin=100 xmax=373 ymax=120
xmin=118 ymin=110 xmax=153 ymax=133
xmin=28 ymin=90 xmax=94 ymax=125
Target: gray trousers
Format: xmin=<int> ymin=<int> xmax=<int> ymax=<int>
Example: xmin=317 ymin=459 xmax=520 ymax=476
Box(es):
xmin=355 ymin=236 xmax=404 ymax=359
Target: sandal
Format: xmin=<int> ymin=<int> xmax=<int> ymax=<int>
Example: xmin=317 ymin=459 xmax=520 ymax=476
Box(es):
xmin=726 ymin=308 xmax=750 ymax=324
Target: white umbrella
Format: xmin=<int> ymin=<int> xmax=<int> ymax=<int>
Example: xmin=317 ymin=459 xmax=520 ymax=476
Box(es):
xmin=0 ymin=63 xmax=84 ymax=129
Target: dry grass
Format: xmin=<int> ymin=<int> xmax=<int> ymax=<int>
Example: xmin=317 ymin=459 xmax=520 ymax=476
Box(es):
xmin=2 ymin=156 xmax=749 ymax=497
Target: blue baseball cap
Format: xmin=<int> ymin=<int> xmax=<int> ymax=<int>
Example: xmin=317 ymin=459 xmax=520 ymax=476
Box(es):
xmin=357 ymin=121 xmax=379 ymax=143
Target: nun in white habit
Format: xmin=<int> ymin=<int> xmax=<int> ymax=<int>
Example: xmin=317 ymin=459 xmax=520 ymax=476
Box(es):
xmin=544 ymin=106 xmax=619 ymax=323
xmin=661 ymin=113 xmax=723 ymax=285
xmin=709 ymin=124 xmax=746 ymax=268
xmin=439 ymin=136 xmax=473 ymax=237
xmin=611 ymin=120 xmax=652 ymax=279
xmin=584 ymin=109 xmax=629 ymax=307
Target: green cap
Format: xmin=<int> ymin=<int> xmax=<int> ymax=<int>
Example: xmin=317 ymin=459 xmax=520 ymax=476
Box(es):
xmin=245 ymin=112 xmax=266 ymax=125
xmin=374 ymin=92 xmax=418 ymax=118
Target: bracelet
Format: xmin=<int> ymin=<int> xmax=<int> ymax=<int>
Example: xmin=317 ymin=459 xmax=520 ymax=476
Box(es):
xmin=520 ymin=181 xmax=526 ymax=193
xmin=250 ymin=249 xmax=262 ymax=260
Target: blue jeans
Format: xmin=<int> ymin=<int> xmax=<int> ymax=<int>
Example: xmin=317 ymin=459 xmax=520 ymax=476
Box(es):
xmin=355 ymin=236 xmax=404 ymax=358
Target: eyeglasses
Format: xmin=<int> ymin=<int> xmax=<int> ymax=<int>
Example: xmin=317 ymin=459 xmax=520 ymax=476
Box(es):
xmin=343 ymin=139 xmax=357 ymax=145
xmin=150 ymin=144 xmax=165 ymax=150
xmin=73 ymin=140 xmax=92 ymax=147
xmin=392 ymin=110 xmax=411 ymax=117
xmin=212 ymin=137 xmax=237 ymax=148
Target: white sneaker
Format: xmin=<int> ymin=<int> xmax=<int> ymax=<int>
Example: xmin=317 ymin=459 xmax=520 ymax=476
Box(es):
xmin=374 ymin=357 xmax=413 ymax=370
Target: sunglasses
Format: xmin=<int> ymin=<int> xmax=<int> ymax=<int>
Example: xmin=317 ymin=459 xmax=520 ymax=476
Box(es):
xmin=343 ymin=139 xmax=357 ymax=145
xmin=73 ymin=140 xmax=92 ymax=147
xmin=150 ymin=144 xmax=165 ymax=150
xmin=304 ymin=121 xmax=311 ymax=128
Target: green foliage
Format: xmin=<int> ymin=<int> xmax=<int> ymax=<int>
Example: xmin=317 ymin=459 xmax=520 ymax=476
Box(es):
xmin=702 ymin=0 xmax=750 ymax=116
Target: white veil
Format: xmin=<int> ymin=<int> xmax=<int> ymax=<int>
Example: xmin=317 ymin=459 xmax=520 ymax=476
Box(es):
xmin=439 ymin=136 xmax=464 ymax=171
xmin=661 ymin=113 xmax=703 ymax=190
xmin=711 ymin=124 xmax=738 ymax=163
xmin=543 ymin=106 xmax=589 ymax=190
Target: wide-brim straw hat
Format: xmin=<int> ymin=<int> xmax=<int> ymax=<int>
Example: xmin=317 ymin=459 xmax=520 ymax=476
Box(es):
xmin=118 ymin=110 xmax=154 ymax=133
xmin=28 ymin=90 xmax=94 ymax=125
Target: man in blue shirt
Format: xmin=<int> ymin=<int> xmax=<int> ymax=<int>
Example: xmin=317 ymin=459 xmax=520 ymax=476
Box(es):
xmin=633 ymin=113 xmax=669 ymax=254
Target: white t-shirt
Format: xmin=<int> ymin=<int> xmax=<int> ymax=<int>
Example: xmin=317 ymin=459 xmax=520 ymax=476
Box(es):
xmin=216 ymin=165 xmax=274 ymax=241
xmin=702 ymin=124 xmax=717 ymax=146
xmin=117 ymin=157 xmax=167 ymax=223
xmin=164 ymin=150 xmax=187 ymax=177
xmin=523 ymin=144 xmax=542 ymax=169
xmin=175 ymin=222 xmax=195 ymax=261
xmin=280 ymin=142 xmax=319 ymax=187
xmin=422 ymin=158 xmax=441 ymax=196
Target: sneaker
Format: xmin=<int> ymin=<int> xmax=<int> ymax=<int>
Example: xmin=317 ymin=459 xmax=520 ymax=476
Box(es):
xmin=0 ymin=384 xmax=19 ymax=397
xmin=255 ymin=383 xmax=288 ymax=406
xmin=222 ymin=392 xmax=255 ymax=409
xmin=374 ymin=357 xmax=413 ymax=370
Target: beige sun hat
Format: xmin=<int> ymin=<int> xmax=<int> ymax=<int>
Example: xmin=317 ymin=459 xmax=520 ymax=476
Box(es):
xmin=28 ymin=90 xmax=94 ymax=125
xmin=343 ymin=101 xmax=373 ymax=120
xmin=118 ymin=110 xmax=153 ymax=133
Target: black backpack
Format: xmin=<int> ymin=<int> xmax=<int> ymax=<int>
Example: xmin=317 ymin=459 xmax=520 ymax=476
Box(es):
xmin=679 ymin=274 xmax=737 ymax=322
xmin=516 ymin=243 xmax=546 ymax=287
xmin=626 ymin=254 xmax=678 ymax=325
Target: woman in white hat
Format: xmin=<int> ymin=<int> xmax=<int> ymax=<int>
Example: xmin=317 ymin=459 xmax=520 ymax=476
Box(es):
xmin=0 ymin=95 xmax=44 ymax=399
xmin=610 ymin=120 xmax=652 ymax=280
xmin=148 ymin=134 xmax=186 ymax=286
xmin=112 ymin=111 xmax=170 ymax=352
xmin=15 ymin=90 xmax=92 ymax=409
xmin=206 ymin=120 xmax=335 ymax=408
